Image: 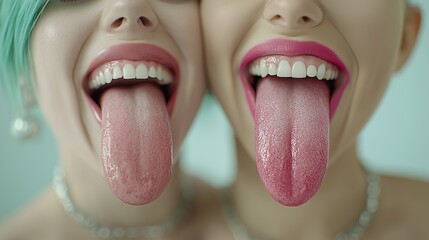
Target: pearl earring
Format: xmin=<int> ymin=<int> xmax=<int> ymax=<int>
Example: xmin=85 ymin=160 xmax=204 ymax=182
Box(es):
xmin=10 ymin=83 xmax=39 ymax=140
xmin=10 ymin=111 xmax=39 ymax=139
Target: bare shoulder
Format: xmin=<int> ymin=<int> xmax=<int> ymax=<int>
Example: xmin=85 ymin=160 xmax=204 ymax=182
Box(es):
xmin=381 ymin=174 xmax=429 ymax=213
xmin=0 ymin=188 xmax=62 ymax=240
xmin=369 ymin=174 xmax=429 ymax=240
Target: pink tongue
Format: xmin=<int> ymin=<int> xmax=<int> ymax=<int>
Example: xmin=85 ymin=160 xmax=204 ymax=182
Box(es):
xmin=100 ymin=83 xmax=172 ymax=205
xmin=255 ymin=77 xmax=329 ymax=206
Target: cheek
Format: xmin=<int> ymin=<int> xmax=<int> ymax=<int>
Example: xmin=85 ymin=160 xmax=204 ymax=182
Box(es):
xmin=330 ymin=3 xmax=405 ymax=155
xmin=328 ymin=0 xmax=404 ymax=70
xmin=348 ymin=6 xmax=404 ymax=105
xmin=30 ymin=8 xmax=95 ymax=136
xmin=201 ymin=0 xmax=260 ymax=104
xmin=202 ymin=1 xmax=260 ymax=63
xmin=160 ymin=5 xmax=205 ymax=100
xmin=163 ymin=5 xmax=202 ymax=64
xmin=335 ymin=2 xmax=404 ymax=71
xmin=32 ymin=20 xmax=76 ymax=119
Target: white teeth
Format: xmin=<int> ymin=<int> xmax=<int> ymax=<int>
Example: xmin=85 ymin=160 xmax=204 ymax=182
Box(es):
xmin=250 ymin=59 xmax=339 ymax=82
xmin=89 ymin=63 xmax=173 ymax=91
xmin=161 ymin=70 xmax=172 ymax=84
xmin=307 ymin=65 xmax=317 ymax=78
xmin=268 ymin=63 xmax=277 ymax=76
xmin=325 ymin=69 xmax=334 ymax=80
xmin=123 ymin=64 xmax=136 ymax=79
xmin=277 ymin=60 xmax=292 ymax=77
xmin=94 ymin=76 xmax=99 ymax=87
xmin=331 ymin=70 xmax=336 ymax=80
xmin=148 ymin=66 xmax=157 ymax=78
xmin=292 ymin=61 xmax=307 ymax=78
xmin=99 ymin=72 xmax=106 ymax=85
xmin=156 ymin=66 xmax=163 ymax=81
xmin=260 ymin=59 xmax=268 ymax=78
xmin=162 ymin=71 xmax=173 ymax=84
xmin=104 ymin=69 xmax=113 ymax=84
xmin=255 ymin=65 xmax=261 ymax=76
xmin=333 ymin=69 xmax=339 ymax=80
xmin=317 ymin=64 xmax=326 ymax=80
xmin=113 ymin=66 xmax=123 ymax=79
xmin=136 ymin=64 xmax=149 ymax=79
xmin=250 ymin=66 xmax=256 ymax=75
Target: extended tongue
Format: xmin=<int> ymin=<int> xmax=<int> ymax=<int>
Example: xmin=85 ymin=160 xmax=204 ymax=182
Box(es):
xmin=100 ymin=83 xmax=172 ymax=205
xmin=255 ymin=77 xmax=329 ymax=206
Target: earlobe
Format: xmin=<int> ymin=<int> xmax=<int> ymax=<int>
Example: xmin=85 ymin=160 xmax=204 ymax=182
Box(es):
xmin=395 ymin=6 xmax=422 ymax=71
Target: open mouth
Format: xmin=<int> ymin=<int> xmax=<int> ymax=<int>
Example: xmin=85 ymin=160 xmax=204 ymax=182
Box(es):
xmin=247 ymin=55 xmax=342 ymax=98
xmin=86 ymin=60 xmax=175 ymax=109
xmin=82 ymin=44 xmax=179 ymax=123
xmin=239 ymin=40 xmax=349 ymax=120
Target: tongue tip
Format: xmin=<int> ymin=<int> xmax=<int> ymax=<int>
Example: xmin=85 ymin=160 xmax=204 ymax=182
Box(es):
xmin=116 ymin=193 xmax=162 ymax=206
xmin=267 ymin=184 xmax=321 ymax=207
xmin=115 ymin=187 xmax=169 ymax=206
xmin=257 ymin=166 xmax=325 ymax=207
xmin=273 ymin=197 xmax=311 ymax=207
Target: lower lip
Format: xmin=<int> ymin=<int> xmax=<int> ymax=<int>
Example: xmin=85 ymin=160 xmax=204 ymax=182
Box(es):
xmin=239 ymin=40 xmax=350 ymax=120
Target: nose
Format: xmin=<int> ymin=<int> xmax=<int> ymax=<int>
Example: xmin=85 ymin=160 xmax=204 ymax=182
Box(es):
xmin=102 ymin=0 xmax=158 ymax=34
xmin=263 ymin=0 xmax=323 ymax=29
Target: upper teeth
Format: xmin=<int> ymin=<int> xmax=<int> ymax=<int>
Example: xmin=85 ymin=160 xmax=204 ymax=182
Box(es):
xmin=89 ymin=62 xmax=173 ymax=90
xmin=249 ymin=59 xmax=339 ymax=81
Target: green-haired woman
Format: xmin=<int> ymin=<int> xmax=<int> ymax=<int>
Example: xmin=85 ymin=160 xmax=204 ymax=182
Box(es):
xmin=0 ymin=0 xmax=208 ymax=239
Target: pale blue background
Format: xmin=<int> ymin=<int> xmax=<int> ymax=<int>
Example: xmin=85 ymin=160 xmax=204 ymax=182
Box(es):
xmin=1 ymin=0 xmax=428 ymax=222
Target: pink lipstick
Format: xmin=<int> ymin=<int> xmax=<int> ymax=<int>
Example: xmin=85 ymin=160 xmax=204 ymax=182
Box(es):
xmin=239 ymin=39 xmax=349 ymax=120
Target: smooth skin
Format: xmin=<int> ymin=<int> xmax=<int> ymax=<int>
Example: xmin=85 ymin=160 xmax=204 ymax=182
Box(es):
xmin=0 ymin=0 xmax=206 ymax=239
xmin=201 ymin=0 xmax=429 ymax=239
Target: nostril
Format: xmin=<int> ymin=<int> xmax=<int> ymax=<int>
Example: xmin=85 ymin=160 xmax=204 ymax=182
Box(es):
xmin=271 ymin=14 xmax=316 ymax=27
xmin=302 ymin=16 xmax=311 ymax=23
xmin=111 ymin=17 xmax=126 ymax=29
xmin=273 ymin=15 xmax=282 ymax=21
xmin=139 ymin=16 xmax=153 ymax=28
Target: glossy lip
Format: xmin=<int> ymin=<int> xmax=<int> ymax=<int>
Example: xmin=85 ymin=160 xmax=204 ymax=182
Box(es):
xmin=82 ymin=43 xmax=180 ymax=123
xmin=239 ymin=39 xmax=350 ymax=120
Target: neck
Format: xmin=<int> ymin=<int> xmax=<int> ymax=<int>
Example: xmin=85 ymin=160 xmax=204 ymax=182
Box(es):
xmin=231 ymin=138 xmax=368 ymax=239
xmin=58 ymin=145 xmax=183 ymax=229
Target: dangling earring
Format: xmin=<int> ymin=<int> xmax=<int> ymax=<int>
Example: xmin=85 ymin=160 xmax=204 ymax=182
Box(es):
xmin=10 ymin=110 xmax=39 ymax=139
xmin=10 ymin=82 xmax=39 ymax=140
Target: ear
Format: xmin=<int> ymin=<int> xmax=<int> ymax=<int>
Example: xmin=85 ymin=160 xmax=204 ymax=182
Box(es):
xmin=395 ymin=6 xmax=422 ymax=71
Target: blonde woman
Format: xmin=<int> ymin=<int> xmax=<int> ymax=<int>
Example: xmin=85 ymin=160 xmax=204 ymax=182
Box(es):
xmin=201 ymin=0 xmax=429 ymax=239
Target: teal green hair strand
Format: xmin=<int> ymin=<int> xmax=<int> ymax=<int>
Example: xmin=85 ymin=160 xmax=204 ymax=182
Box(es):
xmin=0 ymin=0 xmax=49 ymax=107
